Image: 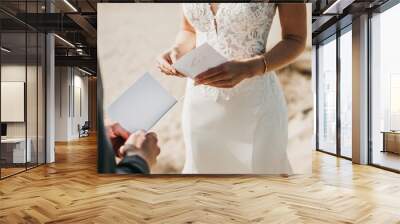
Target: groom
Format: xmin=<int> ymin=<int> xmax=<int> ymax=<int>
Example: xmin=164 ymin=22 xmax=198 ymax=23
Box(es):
xmin=97 ymin=67 xmax=161 ymax=174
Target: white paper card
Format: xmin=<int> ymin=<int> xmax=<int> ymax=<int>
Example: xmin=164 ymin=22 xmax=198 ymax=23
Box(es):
xmin=172 ymin=43 xmax=227 ymax=78
xmin=107 ymin=73 xmax=177 ymax=132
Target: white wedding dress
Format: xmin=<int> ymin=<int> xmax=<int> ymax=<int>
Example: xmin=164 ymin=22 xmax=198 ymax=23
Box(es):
xmin=181 ymin=3 xmax=292 ymax=174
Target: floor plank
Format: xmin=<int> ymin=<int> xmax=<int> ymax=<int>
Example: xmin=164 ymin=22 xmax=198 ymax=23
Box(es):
xmin=1 ymin=135 xmax=400 ymax=223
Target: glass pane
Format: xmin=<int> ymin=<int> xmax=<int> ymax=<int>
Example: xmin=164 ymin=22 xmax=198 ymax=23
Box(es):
xmin=371 ymin=3 xmax=400 ymax=171
xmin=318 ymin=37 xmax=337 ymax=154
xmin=38 ymin=32 xmax=45 ymax=165
xmin=27 ymin=31 xmax=38 ymax=169
xmin=340 ymin=29 xmax=352 ymax=158
xmin=26 ymin=0 xmax=38 ymax=169
xmin=1 ymin=31 xmax=27 ymax=177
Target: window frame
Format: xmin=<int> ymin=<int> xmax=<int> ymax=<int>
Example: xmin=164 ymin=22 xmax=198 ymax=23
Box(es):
xmin=367 ymin=0 xmax=400 ymax=173
xmin=315 ymin=24 xmax=353 ymax=160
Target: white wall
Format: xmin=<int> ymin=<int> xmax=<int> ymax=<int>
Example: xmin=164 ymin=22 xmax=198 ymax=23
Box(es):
xmin=71 ymin=73 xmax=89 ymax=138
xmin=1 ymin=65 xmax=40 ymax=138
xmin=1 ymin=65 xmax=26 ymax=138
xmin=55 ymin=66 xmax=69 ymax=141
xmin=54 ymin=67 xmax=89 ymax=141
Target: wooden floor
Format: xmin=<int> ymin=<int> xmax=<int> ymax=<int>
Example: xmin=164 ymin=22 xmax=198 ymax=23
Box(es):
xmin=373 ymin=150 xmax=400 ymax=171
xmin=1 ymin=167 xmax=26 ymax=178
xmin=1 ymin=135 xmax=400 ymax=223
xmin=1 ymin=163 xmax=45 ymax=178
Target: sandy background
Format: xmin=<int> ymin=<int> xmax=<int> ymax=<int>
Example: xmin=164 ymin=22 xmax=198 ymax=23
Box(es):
xmin=98 ymin=3 xmax=313 ymax=174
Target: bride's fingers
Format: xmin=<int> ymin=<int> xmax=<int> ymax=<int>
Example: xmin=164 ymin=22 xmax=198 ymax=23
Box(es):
xmin=160 ymin=63 xmax=174 ymax=75
xmin=157 ymin=65 xmax=171 ymax=75
xmin=195 ymin=65 xmax=224 ymax=83
xmin=202 ymin=73 xmax=231 ymax=85
xmin=157 ymin=56 xmax=184 ymax=77
xmin=157 ymin=57 xmax=175 ymax=73
xmin=195 ymin=71 xmax=223 ymax=85
xmin=175 ymin=71 xmax=186 ymax=77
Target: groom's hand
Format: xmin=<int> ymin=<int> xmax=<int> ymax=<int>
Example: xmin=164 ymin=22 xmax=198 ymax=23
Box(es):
xmin=118 ymin=131 xmax=161 ymax=167
xmin=106 ymin=121 xmax=131 ymax=157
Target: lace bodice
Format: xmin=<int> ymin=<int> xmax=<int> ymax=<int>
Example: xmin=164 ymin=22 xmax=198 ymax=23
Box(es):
xmin=183 ymin=3 xmax=276 ymax=59
xmin=182 ymin=3 xmax=277 ymax=100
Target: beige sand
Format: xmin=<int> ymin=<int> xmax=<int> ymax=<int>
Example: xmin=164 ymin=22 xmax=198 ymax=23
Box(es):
xmin=98 ymin=3 xmax=313 ymax=174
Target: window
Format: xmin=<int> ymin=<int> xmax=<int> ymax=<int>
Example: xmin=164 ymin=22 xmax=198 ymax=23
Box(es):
xmin=317 ymin=36 xmax=337 ymax=154
xmin=390 ymin=74 xmax=400 ymax=130
xmin=370 ymin=2 xmax=400 ymax=171
xmin=339 ymin=28 xmax=352 ymax=158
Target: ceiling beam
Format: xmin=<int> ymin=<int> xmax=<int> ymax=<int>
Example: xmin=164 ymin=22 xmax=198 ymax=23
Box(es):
xmin=67 ymin=13 xmax=97 ymax=42
xmin=312 ymin=15 xmax=335 ymax=33
xmin=322 ymin=0 xmax=356 ymax=14
xmin=55 ymin=55 xmax=96 ymax=71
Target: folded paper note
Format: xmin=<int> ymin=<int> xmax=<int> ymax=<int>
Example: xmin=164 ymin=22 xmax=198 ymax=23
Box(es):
xmin=107 ymin=73 xmax=177 ymax=132
xmin=172 ymin=43 xmax=227 ymax=78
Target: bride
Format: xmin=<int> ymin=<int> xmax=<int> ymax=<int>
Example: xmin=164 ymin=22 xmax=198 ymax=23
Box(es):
xmin=157 ymin=3 xmax=306 ymax=174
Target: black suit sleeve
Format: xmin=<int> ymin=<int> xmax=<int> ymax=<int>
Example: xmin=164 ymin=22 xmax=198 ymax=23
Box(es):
xmin=116 ymin=155 xmax=150 ymax=174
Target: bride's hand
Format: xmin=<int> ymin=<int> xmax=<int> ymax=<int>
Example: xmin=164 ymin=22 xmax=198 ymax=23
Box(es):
xmin=194 ymin=59 xmax=260 ymax=88
xmin=156 ymin=47 xmax=185 ymax=77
